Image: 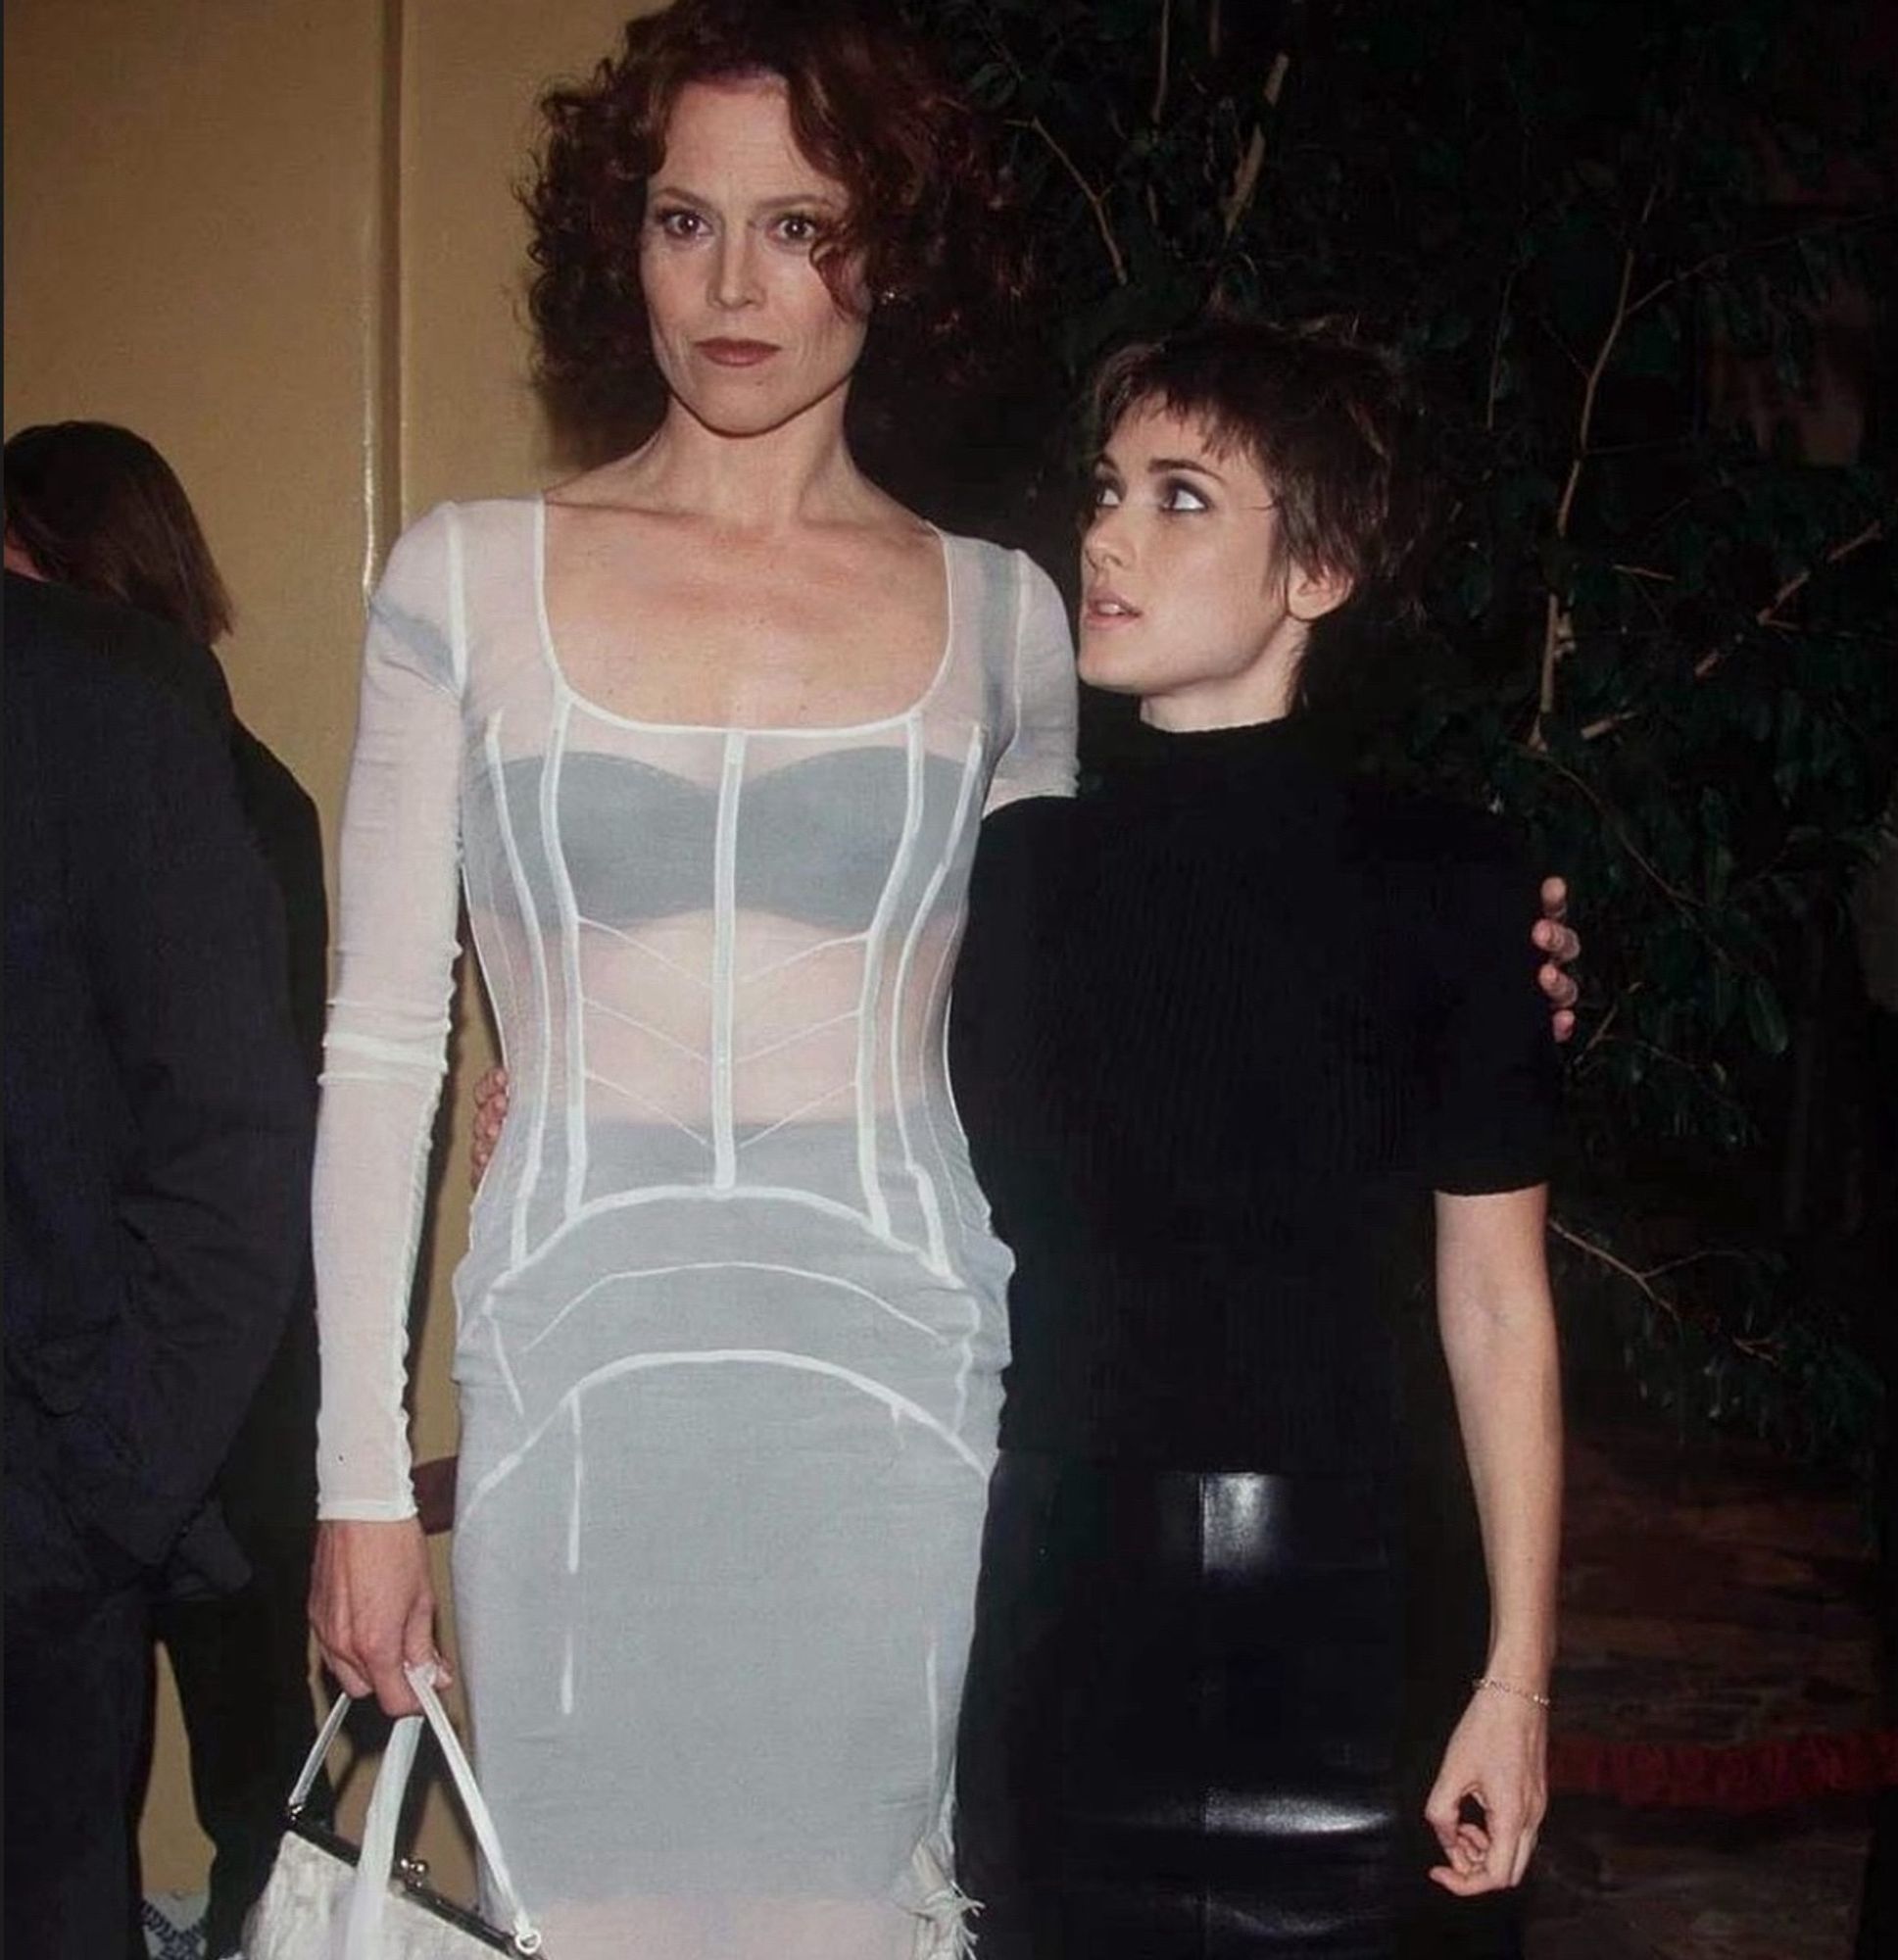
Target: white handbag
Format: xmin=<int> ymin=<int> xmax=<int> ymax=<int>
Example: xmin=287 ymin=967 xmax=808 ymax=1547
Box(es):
xmin=243 ymin=1663 xmax=543 ymax=1958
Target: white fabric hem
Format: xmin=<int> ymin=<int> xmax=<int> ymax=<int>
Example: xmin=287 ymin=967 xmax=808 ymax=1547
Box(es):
xmin=315 ymin=1496 xmax=420 ymax=1523
xmin=907 ymin=1838 xmax=980 ymax=1959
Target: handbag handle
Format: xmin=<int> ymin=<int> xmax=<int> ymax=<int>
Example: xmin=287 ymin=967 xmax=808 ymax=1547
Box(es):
xmin=285 ymin=1663 xmax=542 ymax=1956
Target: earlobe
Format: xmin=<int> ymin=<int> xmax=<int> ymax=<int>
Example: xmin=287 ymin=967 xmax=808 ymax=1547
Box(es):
xmin=1290 ymin=564 xmax=1354 ymax=623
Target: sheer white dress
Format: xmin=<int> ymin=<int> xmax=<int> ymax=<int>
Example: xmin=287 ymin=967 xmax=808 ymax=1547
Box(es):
xmin=311 ymin=498 xmax=1077 ymax=1958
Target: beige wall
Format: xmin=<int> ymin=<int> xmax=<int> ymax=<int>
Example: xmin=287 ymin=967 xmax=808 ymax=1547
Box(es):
xmin=5 ymin=0 xmax=653 ymax=1907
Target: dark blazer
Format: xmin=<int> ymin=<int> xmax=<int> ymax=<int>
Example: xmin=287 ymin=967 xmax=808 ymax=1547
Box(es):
xmin=3 ymin=572 xmax=313 ymax=1602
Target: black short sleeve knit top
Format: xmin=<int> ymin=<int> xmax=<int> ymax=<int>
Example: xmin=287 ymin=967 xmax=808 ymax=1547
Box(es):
xmin=949 ymin=713 xmax=1558 ymax=1473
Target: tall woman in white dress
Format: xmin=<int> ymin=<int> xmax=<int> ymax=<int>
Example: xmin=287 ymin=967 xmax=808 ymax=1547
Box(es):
xmin=305 ymin=6 xmax=1074 ymax=1955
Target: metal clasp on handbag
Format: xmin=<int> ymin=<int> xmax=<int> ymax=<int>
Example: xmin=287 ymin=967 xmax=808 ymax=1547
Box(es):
xmin=267 ymin=1666 xmax=544 ymax=1955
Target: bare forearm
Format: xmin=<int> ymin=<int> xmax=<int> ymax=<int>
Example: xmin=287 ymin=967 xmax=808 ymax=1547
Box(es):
xmin=1435 ymin=1189 xmax=1563 ymax=1686
xmin=1457 ymin=1321 xmax=1560 ymax=1681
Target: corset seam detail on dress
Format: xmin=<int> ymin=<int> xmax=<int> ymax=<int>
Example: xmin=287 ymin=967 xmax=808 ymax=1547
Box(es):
xmin=464 ymin=789 xmax=523 ymax=1180
xmin=853 ymin=714 xmax=927 ymax=1239
xmin=482 ymin=712 xmax=552 ymax=1272
xmin=478 ymin=1181 xmax=888 ymax=1296
xmin=516 ymin=1260 xmax=951 ymax=1363
xmin=711 ymin=730 xmax=748 ymax=1189
xmin=458 ymin=1347 xmax=993 ymax=1527
xmin=540 ymin=694 xmax=589 ymax=1218
xmin=937 ymin=729 xmax=997 ymax=1430
xmin=897 ymin=722 xmax=988 ymax=1284
xmin=560 ymin=1395 xmax=581 ymax=1716
xmin=489 ymin=1305 xmax=525 ymax=1418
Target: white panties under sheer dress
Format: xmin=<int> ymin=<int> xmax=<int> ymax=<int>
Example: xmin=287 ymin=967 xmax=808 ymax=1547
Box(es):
xmin=311 ymin=498 xmax=1077 ymax=1959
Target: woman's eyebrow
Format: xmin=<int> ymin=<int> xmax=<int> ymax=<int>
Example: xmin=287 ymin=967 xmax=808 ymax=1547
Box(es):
xmin=754 ymin=191 xmax=844 ymax=213
xmin=1146 ymin=456 xmax=1226 ymax=481
xmin=646 ymin=183 xmax=842 ymax=214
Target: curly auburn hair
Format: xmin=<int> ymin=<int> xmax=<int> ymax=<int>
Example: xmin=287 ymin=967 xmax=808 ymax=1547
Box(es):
xmin=524 ymin=0 xmax=1032 ymax=438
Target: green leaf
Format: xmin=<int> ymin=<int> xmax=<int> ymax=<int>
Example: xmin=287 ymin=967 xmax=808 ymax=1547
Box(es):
xmin=1743 ymin=976 xmax=1789 ymax=1057
xmin=1706 ymin=843 xmax=1735 ymax=906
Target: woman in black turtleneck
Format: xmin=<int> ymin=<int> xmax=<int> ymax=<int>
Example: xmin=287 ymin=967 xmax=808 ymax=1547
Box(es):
xmin=949 ymin=321 xmax=1564 ymax=1959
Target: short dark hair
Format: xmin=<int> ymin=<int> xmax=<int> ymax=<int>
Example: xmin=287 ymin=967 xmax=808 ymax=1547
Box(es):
xmin=524 ymin=0 xmax=1032 ymax=440
xmin=1091 ymin=317 xmax=1427 ymax=634
xmin=4 ymin=421 xmax=232 ymax=646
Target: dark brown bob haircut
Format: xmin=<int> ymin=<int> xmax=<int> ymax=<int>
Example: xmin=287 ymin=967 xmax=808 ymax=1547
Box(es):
xmin=4 ymin=421 xmax=232 ymax=647
xmin=1091 ymin=318 xmax=1428 ymax=672
xmin=525 ymin=0 xmax=1032 ymax=438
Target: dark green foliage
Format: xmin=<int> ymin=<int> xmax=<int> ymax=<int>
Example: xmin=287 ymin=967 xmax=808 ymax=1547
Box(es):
xmin=907 ymin=0 xmax=1896 ymax=1463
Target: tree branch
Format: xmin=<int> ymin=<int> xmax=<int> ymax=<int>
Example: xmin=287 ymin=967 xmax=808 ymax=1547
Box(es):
xmin=1536 ymin=314 xmax=1591 ymax=380
xmin=1627 ymin=207 xmax=1890 ymax=320
xmin=1150 ymin=0 xmax=1173 ymax=126
xmin=1484 ymin=262 xmax=1520 ymax=433
xmin=1013 ymin=116 xmax=1128 ymax=286
xmin=1759 ymin=515 xmax=1886 ymax=623
xmin=1520 ymin=746 xmax=1702 ymax=912
xmin=1533 ymin=241 xmax=1641 ymax=738
xmin=1585 ymin=1032 xmax=1753 ymax=1123
xmin=1531 ymin=172 xmax=1664 ymax=746
xmin=1549 ymin=1220 xmax=1781 ymax=1365
xmin=1581 ymin=519 xmax=1884 ymax=740
xmin=1548 ymin=1217 xmax=1685 ymax=1329
xmin=1692 ymin=517 xmax=1885 ymax=680
xmin=1577 ymin=992 xmax=1624 ymax=1064
xmin=1221 ymin=53 xmax=1290 ymax=242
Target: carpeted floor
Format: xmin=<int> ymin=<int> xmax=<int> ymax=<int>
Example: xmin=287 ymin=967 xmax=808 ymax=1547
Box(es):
xmin=1524 ymin=1421 xmax=1882 ymax=1958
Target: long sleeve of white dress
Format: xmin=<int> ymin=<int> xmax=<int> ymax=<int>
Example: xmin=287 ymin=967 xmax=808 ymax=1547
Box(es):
xmin=313 ymin=506 xmax=464 ymax=1520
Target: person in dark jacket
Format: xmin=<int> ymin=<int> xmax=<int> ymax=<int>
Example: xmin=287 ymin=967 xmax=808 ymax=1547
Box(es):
xmin=4 ymin=421 xmax=324 ymax=1960
xmin=3 ymin=567 xmax=312 ymax=1958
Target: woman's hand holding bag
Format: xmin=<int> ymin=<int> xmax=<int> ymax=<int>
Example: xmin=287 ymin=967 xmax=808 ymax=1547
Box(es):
xmin=244 ymin=1661 xmax=541 ymax=1958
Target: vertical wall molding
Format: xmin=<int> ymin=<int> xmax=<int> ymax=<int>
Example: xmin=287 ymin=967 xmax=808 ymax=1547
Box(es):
xmin=363 ymin=0 xmax=407 ymax=595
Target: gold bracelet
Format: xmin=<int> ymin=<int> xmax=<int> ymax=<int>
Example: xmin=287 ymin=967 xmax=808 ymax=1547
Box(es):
xmin=1472 ymin=1674 xmax=1552 ymax=1710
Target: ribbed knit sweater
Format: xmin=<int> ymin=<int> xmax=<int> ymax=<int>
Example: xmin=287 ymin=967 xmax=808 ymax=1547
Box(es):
xmin=949 ymin=713 xmax=1557 ymax=1474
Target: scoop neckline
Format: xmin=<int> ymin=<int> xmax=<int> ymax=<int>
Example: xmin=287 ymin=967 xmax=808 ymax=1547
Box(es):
xmin=530 ymin=492 xmax=958 ymax=739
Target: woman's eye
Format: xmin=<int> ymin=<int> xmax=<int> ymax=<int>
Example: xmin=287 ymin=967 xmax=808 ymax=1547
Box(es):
xmin=773 ymin=213 xmax=824 ymax=245
xmin=1159 ymin=478 xmax=1210 ymax=513
xmin=653 ymin=207 xmax=706 ymax=241
xmin=1090 ymin=480 xmax=1123 ymax=511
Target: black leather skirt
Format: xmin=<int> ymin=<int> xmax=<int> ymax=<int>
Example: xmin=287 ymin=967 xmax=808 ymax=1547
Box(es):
xmin=954 ymin=1451 xmax=1407 ymax=1959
